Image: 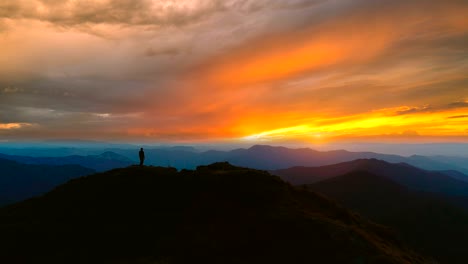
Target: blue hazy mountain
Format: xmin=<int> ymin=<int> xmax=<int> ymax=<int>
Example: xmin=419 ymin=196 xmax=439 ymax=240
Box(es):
xmin=0 ymin=158 xmax=94 ymax=206
xmin=213 ymin=145 xmax=468 ymax=174
xmin=1 ymin=144 xmax=467 ymax=174
xmin=0 ymin=151 xmax=133 ymax=172
xmin=272 ymin=158 xmax=468 ymax=196
xmin=108 ymin=145 xmax=468 ymax=173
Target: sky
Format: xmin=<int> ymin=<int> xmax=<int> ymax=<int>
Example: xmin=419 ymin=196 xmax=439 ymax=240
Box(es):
xmin=0 ymin=0 xmax=467 ymax=144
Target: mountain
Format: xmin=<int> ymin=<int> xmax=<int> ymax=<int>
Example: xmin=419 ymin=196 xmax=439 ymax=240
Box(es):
xmin=0 ymin=163 xmax=429 ymax=264
xmin=114 ymin=145 xmax=406 ymax=170
xmin=0 ymin=151 xmax=134 ymax=172
xmin=0 ymin=158 xmax=95 ymax=206
xmin=438 ymin=169 xmax=468 ymax=182
xmin=307 ymin=170 xmax=468 ymax=264
xmin=402 ymin=155 xmax=468 ymax=176
xmin=272 ymin=159 xmax=468 ymax=196
xmin=2 ymin=145 xmax=467 ymax=174
xmin=226 ymin=145 xmax=393 ymax=170
xmin=212 ymin=145 xmax=468 ymax=174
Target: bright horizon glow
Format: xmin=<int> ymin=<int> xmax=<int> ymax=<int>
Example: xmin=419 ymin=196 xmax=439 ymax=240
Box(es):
xmin=242 ymin=105 xmax=468 ymax=142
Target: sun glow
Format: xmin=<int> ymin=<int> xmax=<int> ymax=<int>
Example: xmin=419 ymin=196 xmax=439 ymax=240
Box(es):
xmin=241 ymin=107 xmax=468 ymax=141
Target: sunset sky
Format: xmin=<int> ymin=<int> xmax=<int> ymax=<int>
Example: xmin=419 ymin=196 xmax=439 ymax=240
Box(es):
xmin=1 ymin=0 xmax=467 ymax=143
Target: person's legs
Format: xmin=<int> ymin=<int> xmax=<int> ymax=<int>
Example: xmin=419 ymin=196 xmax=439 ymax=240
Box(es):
xmin=139 ymin=159 xmax=143 ymax=166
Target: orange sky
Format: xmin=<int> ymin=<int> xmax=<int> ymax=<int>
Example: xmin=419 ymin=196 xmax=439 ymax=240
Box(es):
xmin=0 ymin=0 xmax=467 ymax=143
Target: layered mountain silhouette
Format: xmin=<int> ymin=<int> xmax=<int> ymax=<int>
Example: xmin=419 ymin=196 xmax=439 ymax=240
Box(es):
xmin=307 ymin=170 xmax=468 ymax=264
xmin=0 ymin=163 xmax=429 ymax=264
xmin=439 ymin=169 xmax=468 ymax=182
xmin=2 ymin=145 xmax=468 ymax=175
xmin=0 ymin=151 xmax=133 ymax=172
xmin=0 ymin=158 xmax=94 ymax=206
xmin=272 ymin=158 xmax=468 ymax=196
xmin=211 ymin=145 xmax=468 ymax=174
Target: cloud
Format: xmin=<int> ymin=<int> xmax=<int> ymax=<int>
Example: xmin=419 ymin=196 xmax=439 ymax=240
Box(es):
xmin=395 ymin=101 xmax=468 ymax=115
xmin=0 ymin=0 xmax=228 ymax=27
xmin=229 ymin=0 xmax=323 ymax=13
xmin=0 ymin=0 xmax=330 ymax=28
xmin=1 ymin=86 xmax=23 ymax=94
xmin=448 ymin=101 xmax=468 ymax=108
xmin=0 ymin=0 xmax=467 ymax=141
xmin=145 ymin=47 xmax=181 ymax=57
xmin=0 ymin=123 xmax=34 ymax=130
xmin=448 ymin=115 xmax=468 ymax=119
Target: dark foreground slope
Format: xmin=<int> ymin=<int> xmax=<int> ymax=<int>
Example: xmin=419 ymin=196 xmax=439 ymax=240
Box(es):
xmin=0 ymin=163 xmax=428 ymax=264
xmin=308 ymin=171 xmax=468 ymax=264
xmin=0 ymin=158 xmax=95 ymax=206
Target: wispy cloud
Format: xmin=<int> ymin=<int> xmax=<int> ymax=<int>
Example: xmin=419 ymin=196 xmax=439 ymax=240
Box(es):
xmin=448 ymin=115 xmax=468 ymax=119
xmin=395 ymin=101 xmax=468 ymax=115
xmin=0 ymin=122 xmax=34 ymax=130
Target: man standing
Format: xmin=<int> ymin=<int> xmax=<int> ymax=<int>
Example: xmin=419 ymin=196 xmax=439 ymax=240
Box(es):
xmin=139 ymin=148 xmax=145 ymax=166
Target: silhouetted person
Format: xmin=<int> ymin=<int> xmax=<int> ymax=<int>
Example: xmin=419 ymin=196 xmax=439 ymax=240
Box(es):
xmin=139 ymin=148 xmax=145 ymax=166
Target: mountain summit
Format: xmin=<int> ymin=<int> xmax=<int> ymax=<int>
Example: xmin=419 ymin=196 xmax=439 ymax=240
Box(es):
xmin=0 ymin=163 xmax=427 ymax=264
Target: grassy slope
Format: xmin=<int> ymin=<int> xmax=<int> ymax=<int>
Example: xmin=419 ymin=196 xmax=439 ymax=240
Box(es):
xmin=0 ymin=163 xmax=429 ymax=264
xmin=309 ymin=170 xmax=468 ymax=264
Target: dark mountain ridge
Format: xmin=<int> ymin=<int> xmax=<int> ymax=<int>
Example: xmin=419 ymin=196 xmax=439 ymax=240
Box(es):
xmin=223 ymin=145 xmax=468 ymax=174
xmin=0 ymin=158 xmax=95 ymax=206
xmin=0 ymin=163 xmax=428 ymax=264
xmin=308 ymin=170 xmax=468 ymax=264
xmin=272 ymin=158 xmax=468 ymax=196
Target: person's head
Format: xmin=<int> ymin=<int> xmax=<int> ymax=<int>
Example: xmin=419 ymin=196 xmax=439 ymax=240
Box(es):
xmin=140 ymin=148 xmax=143 ymax=151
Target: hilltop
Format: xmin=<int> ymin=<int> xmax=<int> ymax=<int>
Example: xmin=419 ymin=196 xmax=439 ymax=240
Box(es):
xmin=0 ymin=163 xmax=428 ymax=264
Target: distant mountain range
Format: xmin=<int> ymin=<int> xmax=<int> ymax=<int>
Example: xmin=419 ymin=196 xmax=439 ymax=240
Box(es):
xmin=1 ymin=145 xmax=467 ymax=174
xmin=307 ymin=170 xmax=468 ymax=264
xmin=1 ymin=145 xmax=467 ymax=208
xmin=272 ymin=158 xmax=468 ymax=195
xmin=222 ymin=145 xmax=468 ymax=173
xmin=0 ymin=158 xmax=94 ymax=206
xmin=0 ymin=151 xmax=134 ymax=172
xmin=0 ymin=163 xmax=430 ymax=264
xmin=95 ymin=145 xmax=468 ymax=176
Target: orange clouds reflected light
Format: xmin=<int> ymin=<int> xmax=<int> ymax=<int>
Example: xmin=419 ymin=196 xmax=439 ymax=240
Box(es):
xmin=199 ymin=24 xmax=394 ymax=87
xmin=0 ymin=123 xmax=34 ymax=130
